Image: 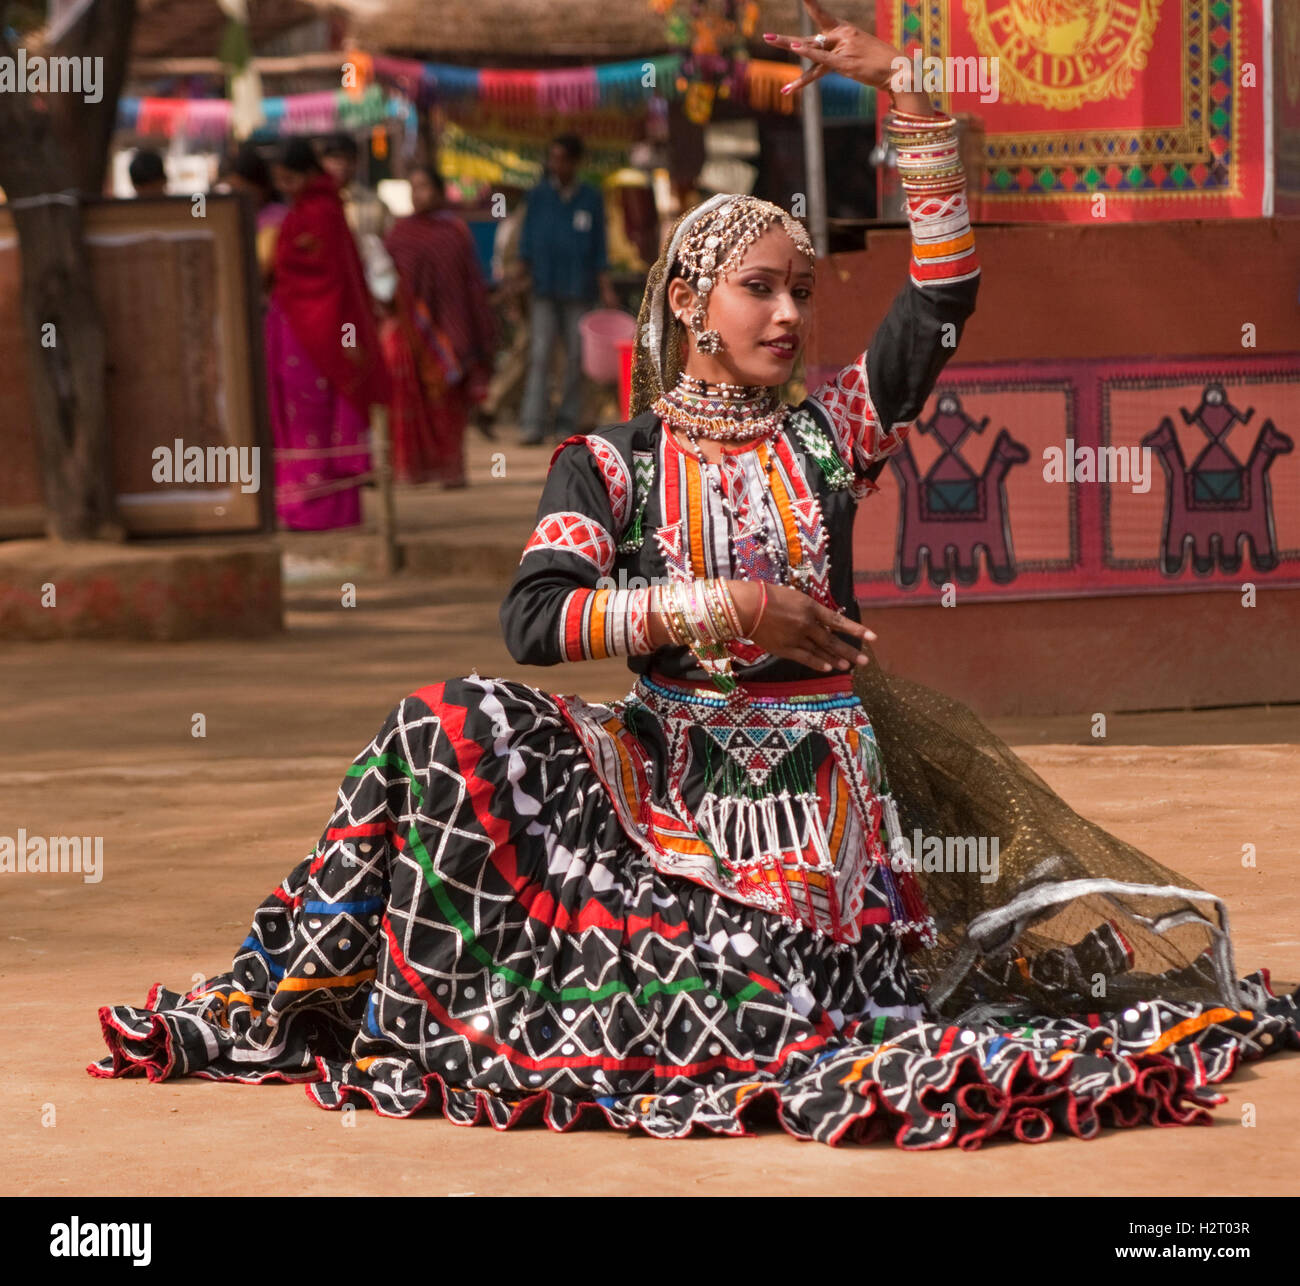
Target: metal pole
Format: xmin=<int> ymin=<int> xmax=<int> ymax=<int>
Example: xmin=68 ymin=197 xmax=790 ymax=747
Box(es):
xmin=370 ymin=404 xmax=401 ymax=575
xmin=798 ymin=6 xmax=829 ymax=257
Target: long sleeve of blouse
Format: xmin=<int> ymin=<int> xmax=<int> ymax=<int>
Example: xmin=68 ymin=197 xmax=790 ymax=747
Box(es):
xmin=500 ymin=442 xmax=631 ymax=667
xmin=808 ymin=110 xmax=980 ymax=493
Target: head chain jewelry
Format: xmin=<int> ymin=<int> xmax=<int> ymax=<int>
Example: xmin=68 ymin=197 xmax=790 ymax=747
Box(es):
xmin=671 ymin=196 xmax=815 ymax=356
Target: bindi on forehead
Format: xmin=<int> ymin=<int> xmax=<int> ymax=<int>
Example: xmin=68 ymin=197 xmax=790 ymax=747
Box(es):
xmin=734 ymin=229 xmax=815 ymax=282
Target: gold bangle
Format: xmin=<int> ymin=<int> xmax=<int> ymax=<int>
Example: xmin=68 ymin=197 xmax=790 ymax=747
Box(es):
xmin=715 ymin=580 xmax=745 ymax=638
xmin=702 ymin=580 xmax=731 ymax=644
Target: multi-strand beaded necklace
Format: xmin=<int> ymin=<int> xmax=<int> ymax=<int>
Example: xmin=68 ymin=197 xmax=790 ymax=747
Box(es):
xmin=653 ymin=373 xmax=785 ymax=444
xmin=654 ymin=373 xmax=819 ymax=596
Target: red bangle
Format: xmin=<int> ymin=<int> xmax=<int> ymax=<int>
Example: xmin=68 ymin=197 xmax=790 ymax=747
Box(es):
xmin=748 ymin=581 xmax=769 ymax=636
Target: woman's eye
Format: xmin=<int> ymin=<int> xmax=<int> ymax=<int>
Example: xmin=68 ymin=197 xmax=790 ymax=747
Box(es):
xmin=745 ymin=281 xmax=770 ymax=293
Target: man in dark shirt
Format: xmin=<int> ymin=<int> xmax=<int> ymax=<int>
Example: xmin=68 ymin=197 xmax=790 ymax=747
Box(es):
xmin=128 ymin=149 xmax=167 ymax=197
xmin=516 ymin=133 xmax=619 ymax=446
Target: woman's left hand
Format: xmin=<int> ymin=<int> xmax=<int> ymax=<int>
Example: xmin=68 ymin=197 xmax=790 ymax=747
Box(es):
xmin=764 ymin=0 xmax=906 ymax=95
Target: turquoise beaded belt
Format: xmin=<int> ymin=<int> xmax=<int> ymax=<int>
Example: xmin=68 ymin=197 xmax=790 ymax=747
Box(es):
xmin=639 ymin=671 xmax=860 ymax=713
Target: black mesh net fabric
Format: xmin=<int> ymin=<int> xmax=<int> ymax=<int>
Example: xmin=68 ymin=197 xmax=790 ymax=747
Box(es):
xmin=852 ymin=646 xmax=1241 ymax=1022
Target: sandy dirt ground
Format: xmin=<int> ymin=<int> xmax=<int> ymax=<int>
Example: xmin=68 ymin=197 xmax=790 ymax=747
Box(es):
xmin=2 ymin=450 xmax=1298 ymax=1197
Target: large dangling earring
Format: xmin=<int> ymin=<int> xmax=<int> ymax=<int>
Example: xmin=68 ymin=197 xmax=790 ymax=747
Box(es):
xmin=690 ymin=302 xmax=724 ymax=355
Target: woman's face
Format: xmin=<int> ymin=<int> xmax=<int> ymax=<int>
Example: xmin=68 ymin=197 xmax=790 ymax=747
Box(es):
xmin=274 ymin=165 xmax=305 ymax=200
xmin=668 ymin=223 xmax=814 ymax=387
xmin=410 ymin=170 xmax=437 ymax=214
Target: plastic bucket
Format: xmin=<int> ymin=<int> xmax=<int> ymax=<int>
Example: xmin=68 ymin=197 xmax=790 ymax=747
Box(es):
xmin=580 ymin=309 xmax=638 ymax=383
xmin=617 ymin=338 xmax=635 ymax=419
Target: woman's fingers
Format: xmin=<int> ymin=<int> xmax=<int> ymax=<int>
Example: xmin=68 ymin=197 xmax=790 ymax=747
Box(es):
xmin=787 ymin=645 xmax=835 ymax=673
xmin=796 ymin=624 xmax=855 ymax=669
xmin=824 ymin=632 xmax=868 ymax=666
xmin=814 ymin=603 xmax=876 ymax=642
xmin=762 ymin=33 xmax=834 ymax=64
xmin=780 ymin=64 xmax=829 ymax=95
xmin=775 ymin=633 xmax=871 ymax=672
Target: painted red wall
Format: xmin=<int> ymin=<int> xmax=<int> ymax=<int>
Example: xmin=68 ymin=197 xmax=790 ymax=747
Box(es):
xmin=810 ymin=218 xmax=1300 ymax=716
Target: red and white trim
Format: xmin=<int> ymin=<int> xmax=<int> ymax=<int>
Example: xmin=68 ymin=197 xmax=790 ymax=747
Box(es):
xmin=522 ymin=511 xmax=615 ymax=576
xmin=551 ymin=434 xmax=633 ymax=531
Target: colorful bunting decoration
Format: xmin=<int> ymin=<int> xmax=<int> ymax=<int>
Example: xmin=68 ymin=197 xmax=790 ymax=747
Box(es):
xmin=118 ymin=83 xmax=403 ymax=140
xmin=117 ymin=53 xmax=875 ymax=141
xmin=365 ymin=52 xmax=871 ymax=121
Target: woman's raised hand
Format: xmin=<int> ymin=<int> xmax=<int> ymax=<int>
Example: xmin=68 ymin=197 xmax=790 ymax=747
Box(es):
xmin=730 ymin=580 xmax=875 ymax=673
xmin=763 ymin=0 xmax=905 ymax=95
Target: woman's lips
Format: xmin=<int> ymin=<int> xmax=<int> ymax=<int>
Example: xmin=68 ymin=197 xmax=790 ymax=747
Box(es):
xmin=761 ymin=337 xmax=800 ymax=358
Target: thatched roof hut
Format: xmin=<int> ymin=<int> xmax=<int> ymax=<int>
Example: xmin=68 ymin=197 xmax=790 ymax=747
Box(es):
xmin=128 ymin=0 xmax=323 ymax=59
xmin=325 ymin=0 xmax=876 ymax=60
xmin=120 ymin=1 xmax=876 ymax=67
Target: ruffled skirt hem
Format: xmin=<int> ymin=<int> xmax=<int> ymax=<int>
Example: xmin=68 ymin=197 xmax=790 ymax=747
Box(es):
xmin=90 ymin=971 xmax=1297 ymax=1151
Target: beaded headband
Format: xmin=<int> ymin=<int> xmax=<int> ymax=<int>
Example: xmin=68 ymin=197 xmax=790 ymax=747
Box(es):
xmin=675 ymin=195 xmax=814 ymax=298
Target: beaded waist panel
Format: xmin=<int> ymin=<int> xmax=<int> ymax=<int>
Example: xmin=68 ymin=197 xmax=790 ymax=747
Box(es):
xmin=553 ymin=672 xmax=933 ymax=945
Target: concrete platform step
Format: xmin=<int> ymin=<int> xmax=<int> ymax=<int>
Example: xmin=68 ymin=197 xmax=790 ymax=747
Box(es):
xmin=0 ymin=537 xmax=282 ymax=640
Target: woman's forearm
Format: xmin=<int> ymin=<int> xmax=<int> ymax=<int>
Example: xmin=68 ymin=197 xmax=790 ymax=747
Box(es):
xmin=887 ymin=88 xmax=936 ymax=118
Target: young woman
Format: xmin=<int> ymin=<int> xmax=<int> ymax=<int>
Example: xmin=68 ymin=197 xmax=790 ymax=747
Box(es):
xmin=381 ymin=165 xmax=496 ymax=488
xmin=91 ymin=9 xmax=1297 ymax=1148
xmin=217 ymin=143 xmax=288 ymax=288
xmin=264 ymin=139 xmax=390 ymax=530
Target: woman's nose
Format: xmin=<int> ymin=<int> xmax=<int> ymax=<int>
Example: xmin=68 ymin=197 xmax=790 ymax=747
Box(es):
xmin=772 ymin=292 xmax=801 ymax=325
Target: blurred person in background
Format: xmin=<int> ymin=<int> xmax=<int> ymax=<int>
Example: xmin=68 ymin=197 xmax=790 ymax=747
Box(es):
xmin=474 ymin=183 xmax=531 ymax=440
xmin=516 ymin=133 xmax=619 ymax=446
xmin=128 ymin=148 xmax=167 ymax=197
xmin=264 ymin=138 xmax=390 ymax=530
xmin=217 ymin=143 xmax=287 ymax=287
xmin=380 ymin=165 xmax=495 ymax=488
xmin=321 ymin=132 xmax=396 ymax=304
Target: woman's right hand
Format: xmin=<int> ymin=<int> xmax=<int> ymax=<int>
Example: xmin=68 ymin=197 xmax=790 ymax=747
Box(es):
xmin=730 ymin=580 xmax=875 ymax=673
xmin=763 ymin=1 xmax=908 ymax=95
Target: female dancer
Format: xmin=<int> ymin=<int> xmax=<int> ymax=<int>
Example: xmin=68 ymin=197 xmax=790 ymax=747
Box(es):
xmin=382 ymin=165 xmax=496 ymax=488
xmin=265 ymin=139 xmax=390 ymax=530
xmin=92 ymin=8 xmax=1297 ymax=1148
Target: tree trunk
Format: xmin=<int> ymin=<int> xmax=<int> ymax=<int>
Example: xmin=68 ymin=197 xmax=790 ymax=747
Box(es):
xmin=0 ymin=0 xmax=137 ymax=541
xmin=11 ymin=200 xmax=120 ymax=539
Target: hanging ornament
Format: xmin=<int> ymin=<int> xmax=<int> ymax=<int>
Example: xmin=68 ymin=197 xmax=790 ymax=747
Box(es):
xmin=684 ymin=79 xmax=716 ymax=125
xmin=652 ymin=0 xmax=746 ymax=124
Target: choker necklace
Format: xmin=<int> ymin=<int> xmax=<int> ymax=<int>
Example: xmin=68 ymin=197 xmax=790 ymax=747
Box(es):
xmin=654 ymin=372 xmax=785 ymax=443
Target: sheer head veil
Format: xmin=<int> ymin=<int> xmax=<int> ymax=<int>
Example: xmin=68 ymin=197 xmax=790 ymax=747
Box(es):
xmin=630 ymin=193 xmax=814 ymax=418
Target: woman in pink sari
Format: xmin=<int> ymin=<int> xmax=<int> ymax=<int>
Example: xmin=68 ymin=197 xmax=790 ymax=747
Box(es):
xmin=265 ymin=139 xmax=390 ymax=530
xmin=382 ymin=166 xmax=495 ymax=488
